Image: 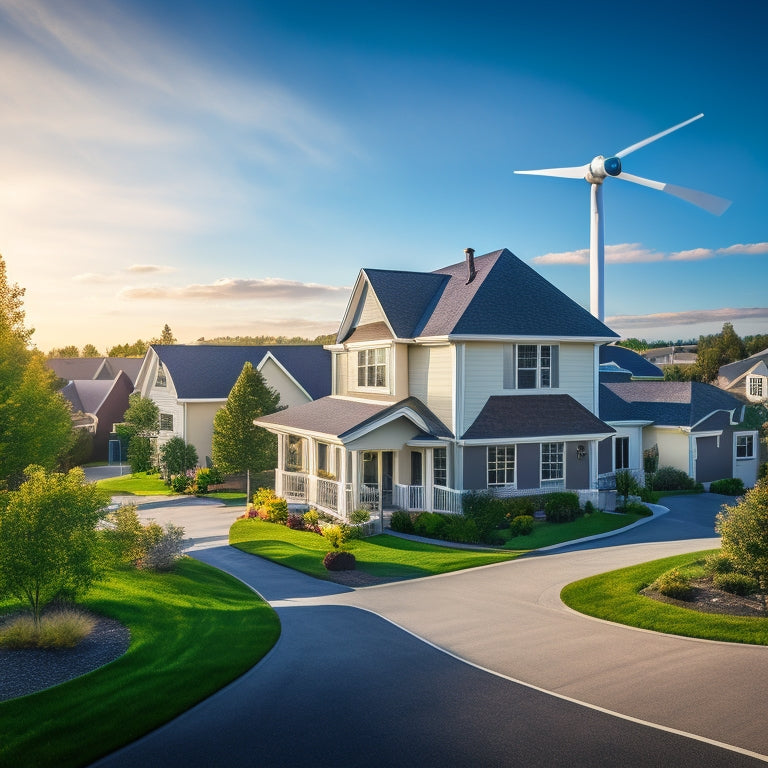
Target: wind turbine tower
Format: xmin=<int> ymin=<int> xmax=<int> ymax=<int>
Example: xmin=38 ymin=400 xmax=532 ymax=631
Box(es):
xmin=515 ymin=114 xmax=731 ymax=321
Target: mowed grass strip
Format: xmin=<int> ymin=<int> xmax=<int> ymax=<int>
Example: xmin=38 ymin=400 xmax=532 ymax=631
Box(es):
xmin=0 ymin=559 xmax=280 ymax=768
xmin=230 ymin=519 xmax=521 ymax=579
xmin=499 ymin=510 xmax=649 ymax=549
xmin=95 ymin=471 xmax=175 ymax=496
xmin=561 ymin=550 xmax=768 ymax=645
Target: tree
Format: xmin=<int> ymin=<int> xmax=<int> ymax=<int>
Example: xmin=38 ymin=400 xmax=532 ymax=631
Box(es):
xmin=663 ymin=364 xmax=694 ymax=382
xmin=0 ymin=255 xmax=73 ymax=489
xmin=0 ymin=465 xmax=110 ymax=623
xmin=160 ymin=436 xmax=198 ymax=477
xmin=48 ymin=345 xmax=80 ymax=358
xmin=716 ymin=480 xmax=768 ymax=612
xmin=107 ymin=339 xmax=148 ymax=357
xmin=81 ymin=343 xmax=101 ymax=357
xmin=121 ymin=393 xmax=160 ymax=472
xmin=212 ymin=362 xmax=281 ymax=500
xmin=692 ymin=323 xmax=746 ymax=383
xmin=152 ymin=324 xmax=176 ymax=345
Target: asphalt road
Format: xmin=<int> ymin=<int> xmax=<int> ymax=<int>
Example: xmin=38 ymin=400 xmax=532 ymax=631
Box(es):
xmin=88 ymin=493 xmax=768 ymax=767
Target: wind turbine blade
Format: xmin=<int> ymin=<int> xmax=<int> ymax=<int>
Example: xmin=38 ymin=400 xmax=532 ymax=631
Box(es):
xmin=514 ymin=164 xmax=588 ymax=179
xmin=616 ymin=172 xmax=732 ymax=215
xmin=615 ymin=114 xmax=704 ymax=158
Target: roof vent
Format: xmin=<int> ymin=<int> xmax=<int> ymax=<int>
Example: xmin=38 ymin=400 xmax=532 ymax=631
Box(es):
xmin=464 ymin=247 xmax=476 ymax=284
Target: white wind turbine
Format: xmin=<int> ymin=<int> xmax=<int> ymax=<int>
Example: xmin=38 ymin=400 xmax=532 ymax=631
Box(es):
xmin=515 ymin=113 xmax=731 ymax=321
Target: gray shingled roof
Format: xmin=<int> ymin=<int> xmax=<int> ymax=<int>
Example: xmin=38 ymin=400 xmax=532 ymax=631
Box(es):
xmin=60 ymin=379 xmax=115 ymax=414
xmin=600 ymin=381 xmax=743 ymax=427
xmin=599 ymin=344 xmax=662 ymax=378
xmin=461 ymin=395 xmax=614 ymax=440
xmin=718 ymin=348 xmax=768 ymax=385
xmin=256 ymin=395 xmax=453 ymax=441
xmin=359 ymin=249 xmax=618 ymax=340
xmin=152 ymin=345 xmax=331 ymax=400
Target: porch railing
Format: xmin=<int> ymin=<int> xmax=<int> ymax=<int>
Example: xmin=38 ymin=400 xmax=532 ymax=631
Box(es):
xmin=433 ymin=485 xmax=463 ymax=514
xmin=359 ymin=483 xmax=380 ymax=510
xmin=315 ymin=476 xmax=339 ymax=512
xmin=280 ymin=470 xmax=308 ymax=502
xmin=393 ymin=484 xmax=425 ymax=511
xmin=597 ymin=468 xmax=645 ymax=490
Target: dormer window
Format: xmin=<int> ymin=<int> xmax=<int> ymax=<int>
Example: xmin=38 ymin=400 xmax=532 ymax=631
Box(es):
xmin=357 ymin=347 xmax=388 ymax=389
xmin=155 ymin=362 xmax=167 ymax=387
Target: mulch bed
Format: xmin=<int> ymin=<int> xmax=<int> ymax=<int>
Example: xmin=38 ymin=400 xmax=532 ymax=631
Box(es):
xmin=643 ymin=578 xmax=767 ymax=618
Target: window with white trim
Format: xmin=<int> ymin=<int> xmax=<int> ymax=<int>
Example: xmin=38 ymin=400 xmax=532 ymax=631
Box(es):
xmin=357 ymin=347 xmax=388 ymax=389
xmin=514 ymin=344 xmax=557 ymax=389
xmin=488 ymin=445 xmax=516 ymax=486
xmin=541 ymin=442 xmax=565 ymax=488
xmin=748 ymin=375 xmax=764 ymax=399
xmin=615 ymin=436 xmax=629 ymax=470
xmin=736 ymin=434 xmax=755 ymax=459
xmin=159 ymin=413 xmax=173 ymax=431
xmin=433 ymin=448 xmax=447 ymax=487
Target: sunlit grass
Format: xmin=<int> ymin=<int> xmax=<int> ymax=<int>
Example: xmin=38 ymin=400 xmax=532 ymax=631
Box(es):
xmin=499 ymin=510 xmax=648 ymax=549
xmin=0 ymin=609 xmax=96 ymax=650
xmin=230 ymin=519 xmax=521 ymax=579
xmin=561 ymin=550 xmax=768 ymax=645
xmin=0 ymin=559 xmax=280 ymax=768
xmin=95 ymin=471 xmax=174 ymax=496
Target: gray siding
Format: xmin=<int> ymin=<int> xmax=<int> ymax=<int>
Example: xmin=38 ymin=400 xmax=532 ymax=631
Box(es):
xmin=517 ymin=443 xmax=540 ymax=489
xmin=462 ymin=445 xmax=487 ymax=491
xmin=695 ymin=435 xmax=727 ymax=483
xmin=598 ymin=437 xmax=613 ymax=474
xmin=566 ymin=442 xmax=590 ymax=489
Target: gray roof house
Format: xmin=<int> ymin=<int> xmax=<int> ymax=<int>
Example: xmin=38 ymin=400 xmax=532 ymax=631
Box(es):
xmin=47 ymin=357 xmax=144 ymax=387
xmin=133 ymin=344 xmax=331 ymax=463
xmin=257 ymin=247 xmax=621 ymax=518
xmin=717 ymin=348 xmax=768 ymax=404
xmin=599 ymin=381 xmax=758 ymax=488
xmin=599 ymin=344 xmax=663 ymax=382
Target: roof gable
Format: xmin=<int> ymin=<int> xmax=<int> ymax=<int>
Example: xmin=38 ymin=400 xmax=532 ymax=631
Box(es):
xmin=152 ymin=345 xmax=331 ymax=400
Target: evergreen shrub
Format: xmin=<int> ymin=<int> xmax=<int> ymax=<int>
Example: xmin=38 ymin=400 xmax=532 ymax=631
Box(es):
xmin=544 ymin=492 xmax=581 ymax=523
xmin=709 ymin=477 xmax=745 ymax=496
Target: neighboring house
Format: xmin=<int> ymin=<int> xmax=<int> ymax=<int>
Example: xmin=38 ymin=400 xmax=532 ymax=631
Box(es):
xmin=132 ymin=344 xmax=332 ymax=463
xmin=599 ymin=381 xmax=759 ymax=489
xmin=60 ymin=371 xmax=134 ymax=461
xmin=717 ymin=348 xmax=768 ymax=404
xmin=256 ymin=248 xmax=621 ymax=519
xmin=47 ymin=357 xmax=144 ymax=387
xmin=599 ymin=344 xmax=663 ymax=382
xmin=642 ymin=345 xmax=697 ymax=366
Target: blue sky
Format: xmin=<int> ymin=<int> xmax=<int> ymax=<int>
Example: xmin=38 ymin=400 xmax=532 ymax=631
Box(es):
xmin=0 ymin=0 xmax=766 ymax=352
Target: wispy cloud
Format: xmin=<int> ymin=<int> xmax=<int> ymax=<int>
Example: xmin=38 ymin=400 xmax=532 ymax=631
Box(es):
xmin=126 ymin=264 xmax=175 ymax=275
xmin=607 ymin=307 xmax=768 ymax=329
xmin=119 ymin=277 xmax=352 ymax=302
xmin=533 ymin=241 xmax=768 ymax=265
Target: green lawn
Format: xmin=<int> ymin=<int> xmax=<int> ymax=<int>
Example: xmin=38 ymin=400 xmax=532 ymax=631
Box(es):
xmin=0 ymin=559 xmax=280 ymax=768
xmin=561 ymin=550 xmax=768 ymax=645
xmin=95 ymin=471 xmax=175 ymax=496
xmin=230 ymin=519 xmax=521 ymax=579
xmin=498 ymin=510 xmax=649 ymax=549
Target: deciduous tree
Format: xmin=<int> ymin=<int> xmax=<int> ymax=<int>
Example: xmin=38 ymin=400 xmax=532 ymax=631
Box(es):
xmin=121 ymin=393 xmax=160 ymax=472
xmin=0 ymin=465 xmax=110 ymax=623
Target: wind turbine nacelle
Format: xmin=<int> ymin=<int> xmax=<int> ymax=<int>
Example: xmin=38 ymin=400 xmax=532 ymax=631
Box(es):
xmin=586 ymin=155 xmax=622 ymax=183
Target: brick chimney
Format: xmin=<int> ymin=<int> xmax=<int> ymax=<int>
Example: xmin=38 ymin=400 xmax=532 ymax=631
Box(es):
xmin=464 ymin=247 xmax=476 ymax=284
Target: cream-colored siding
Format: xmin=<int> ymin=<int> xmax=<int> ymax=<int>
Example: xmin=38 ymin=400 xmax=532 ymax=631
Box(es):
xmin=345 ymin=417 xmax=419 ymax=452
xmin=259 ymin=357 xmax=312 ymax=408
xmin=336 ymin=342 xmax=409 ymax=403
xmin=461 ymin=341 xmax=596 ymax=434
xmin=359 ymin=285 xmax=387 ymax=325
xmin=644 ymin=426 xmax=690 ymax=474
xmin=559 ymin=342 xmax=595 ymax=411
xmin=408 ymin=344 xmax=453 ymax=433
xmin=152 ymin=375 xmax=184 ymax=450
xmin=185 ymin=402 xmax=224 ymax=463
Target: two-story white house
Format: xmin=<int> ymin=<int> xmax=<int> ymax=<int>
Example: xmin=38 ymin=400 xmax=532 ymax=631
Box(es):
xmin=256 ymin=248 xmax=623 ymax=518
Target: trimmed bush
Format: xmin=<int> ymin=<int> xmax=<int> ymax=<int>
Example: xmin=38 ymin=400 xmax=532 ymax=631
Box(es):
xmin=509 ymin=514 xmax=535 ymax=537
xmin=389 ymin=510 xmax=415 ymax=533
xmin=442 ymin=514 xmax=480 ymax=543
xmin=648 ymin=466 xmax=697 ymax=491
xmin=621 ymin=500 xmax=653 ymax=516
xmin=170 ymin=474 xmax=190 ymax=493
xmin=285 ymin=513 xmax=306 ymax=530
xmin=544 ymin=492 xmax=582 ymax=523
xmin=413 ymin=512 xmax=448 ymax=539
xmin=142 ymin=523 xmax=186 ymax=571
xmin=462 ymin=492 xmax=508 ymax=539
xmin=583 ymin=500 xmax=596 ymax=515
xmin=348 ymin=508 xmax=371 ymax=539
xmin=192 ymin=466 xmax=223 ymax=494
xmin=504 ymin=496 xmax=536 ymax=519
xmin=323 ymin=551 xmax=356 ymax=571
xmin=303 ymin=509 xmax=321 ymax=534
xmin=650 ymin=567 xmax=692 ymax=600
xmin=321 ymin=524 xmax=350 ymax=550
xmin=709 ymin=477 xmax=745 ymax=496
xmin=705 ymin=551 xmax=735 ymax=575
xmin=713 ymin=571 xmax=759 ymax=596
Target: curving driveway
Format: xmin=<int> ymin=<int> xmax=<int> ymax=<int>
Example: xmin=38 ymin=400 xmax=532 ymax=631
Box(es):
xmin=90 ymin=495 xmax=768 ymax=767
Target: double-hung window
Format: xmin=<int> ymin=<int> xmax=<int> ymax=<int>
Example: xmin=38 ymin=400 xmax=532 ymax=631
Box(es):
xmin=433 ymin=448 xmax=447 ymax=487
xmin=155 ymin=363 xmax=167 ymax=387
xmin=357 ymin=348 xmax=388 ymax=389
xmin=488 ymin=445 xmax=515 ymax=486
xmin=736 ymin=434 xmax=755 ymax=459
xmin=615 ymin=436 xmax=629 ymax=470
xmin=541 ymin=442 xmax=565 ymax=488
xmin=506 ymin=344 xmax=558 ymax=389
xmin=159 ymin=413 xmax=173 ymax=431
xmin=748 ymin=376 xmax=764 ymax=399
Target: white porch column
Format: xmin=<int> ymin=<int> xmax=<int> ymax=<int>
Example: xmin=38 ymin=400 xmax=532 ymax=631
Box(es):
xmin=589 ymin=440 xmax=599 ymax=490
xmin=424 ymin=448 xmax=434 ymax=512
xmin=275 ymin=434 xmax=285 ymax=497
xmin=350 ymin=450 xmax=360 ymax=511
xmin=337 ymin=446 xmax=348 ymax=518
